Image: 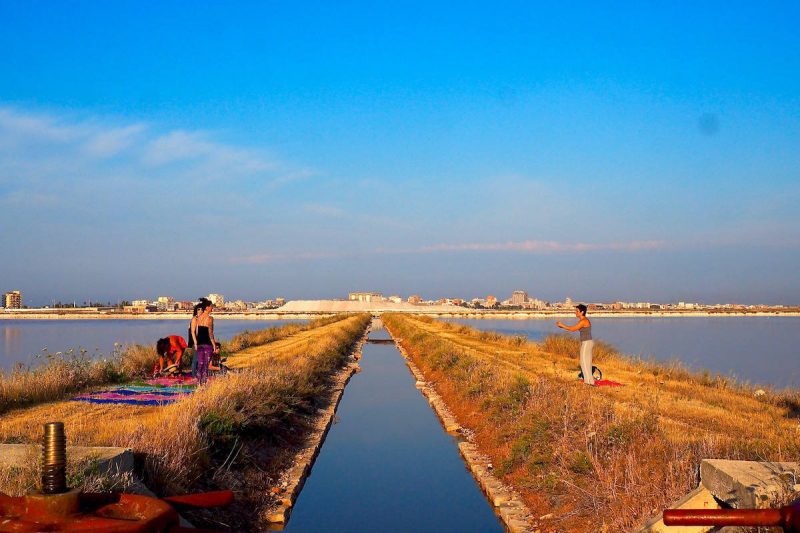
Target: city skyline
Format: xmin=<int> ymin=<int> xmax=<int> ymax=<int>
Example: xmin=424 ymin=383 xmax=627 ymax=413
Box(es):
xmin=1 ymin=287 xmax=792 ymax=311
xmin=2 ymin=2 xmax=799 ymax=305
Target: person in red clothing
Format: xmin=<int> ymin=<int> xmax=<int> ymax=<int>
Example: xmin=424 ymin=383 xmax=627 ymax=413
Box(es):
xmin=154 ymin=335 xmax=188 ymax=374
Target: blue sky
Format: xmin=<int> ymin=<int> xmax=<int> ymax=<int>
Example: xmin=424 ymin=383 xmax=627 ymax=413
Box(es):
xmin=1 ymin=1 xmax=799 ymax=305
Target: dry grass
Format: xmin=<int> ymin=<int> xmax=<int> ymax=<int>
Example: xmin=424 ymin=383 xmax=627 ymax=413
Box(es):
xmin=225 ymin=313 xmax=351 ymax=352
xmin=0 ymin=314 xmax=371 ymax=530
xmin=0 ymin=448 xmax=136 ymax=497
xmin=0 ymin=315 xmax=353 ymax=415
xmin=383 ymin=314 xmax=800 ymax=532
xmin=0 ymin=350 xmax=126 ymax=416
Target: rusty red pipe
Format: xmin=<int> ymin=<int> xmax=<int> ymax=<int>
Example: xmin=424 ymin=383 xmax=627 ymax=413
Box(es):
xmin=663 ymin=499 xmax=800 ymax=531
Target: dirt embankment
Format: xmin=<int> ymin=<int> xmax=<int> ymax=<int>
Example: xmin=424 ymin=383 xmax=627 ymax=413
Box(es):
xmin=0 ymin=314 xmax=372 ymax=531
xmin=382 ymin=314 xmax=800 ymax=532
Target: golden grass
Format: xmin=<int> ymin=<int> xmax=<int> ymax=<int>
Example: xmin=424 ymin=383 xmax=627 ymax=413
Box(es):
xmin=383 ymin=313 xmax=800 ymax=532
xmin=0 ymin=314 xmax=354 ymax=416
xmin=225 ymin=313 xmax=352 ymax=352
xmin=0 ymin=314 xmax=370 ymax=530
xmin=0 ymin=352 xmax=126 ymax=416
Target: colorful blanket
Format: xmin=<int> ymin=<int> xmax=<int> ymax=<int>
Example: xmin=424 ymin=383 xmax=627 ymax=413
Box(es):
xmin=146 ymin=376 xmax=198 ymax=387
xmin=71 ymin=380 xmax=197 ymax=406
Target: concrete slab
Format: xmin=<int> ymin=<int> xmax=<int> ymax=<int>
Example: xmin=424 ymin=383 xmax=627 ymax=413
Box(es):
xmin=0 ymin=444 xmax=196 ymax=528
xmin=638 ymin=485 xmax=720 ymax=532
xmin=700 ymin=459 xmax=799 ymax=509
xmin=0 ymin=444 xmax=133 ymax=476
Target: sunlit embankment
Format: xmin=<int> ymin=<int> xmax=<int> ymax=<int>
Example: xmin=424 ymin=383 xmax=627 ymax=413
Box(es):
xmin=0 ymin=313 xmax=371 ymax=531
xmin=382 ymin=313 xmax=800 ymax=532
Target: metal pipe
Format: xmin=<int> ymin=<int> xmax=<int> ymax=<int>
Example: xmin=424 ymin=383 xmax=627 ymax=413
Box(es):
xmin=664 ymin=500 xmax=800 ymax=532
xmin=41 ymin=421 xmax=67 ymax=494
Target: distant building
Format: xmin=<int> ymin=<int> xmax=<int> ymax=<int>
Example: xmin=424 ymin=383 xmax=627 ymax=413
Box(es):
xmin=486 ymin=295 xmax=497 ymax=308
xmin=529 ymin=298 xmax=548 ymax=310
xmin=207 ymin=294 xmax=225 ymax=307
xmin=3 ymin=291 xmax=22 ymax=309
xmin=407 ymin=294 xmax=422 ymax=305
xmin=227 ymin=299 xmax=247 ymax=311
xmin=157 ymin=296 xmax=175 ymax=311
xmin=349 ymin=292 xmax=384 ymax=302
xmin=511 ymin=290 xmax=529 ymax=306
xmin=275 ymin=297 xmax=286 ymax=306
xmin=175 ymin=301 xmax=193 ymax=311
xmin=388 ymin=295 xmax=402 ymax=304
xmin=122 ymin=305 xmax=147 ymax=314
xmin=565 ymin=297 xmax=573 ymax=308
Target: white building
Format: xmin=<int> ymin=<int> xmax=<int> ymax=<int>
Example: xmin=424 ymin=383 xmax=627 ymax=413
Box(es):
xmin=511 ymin=290 xmax=529 ymax=306
xmin=3 ymin=291 xmax=22 ymax=309
xmin=226 ymin=299 xmax=247 ymax=311
xmin=348 ymin=292 xmax=384 ymax=302
xmin=157 ymin=296 xmax=175 ymax=311
xmin=207 ymin=293 xmax=225 ymax=307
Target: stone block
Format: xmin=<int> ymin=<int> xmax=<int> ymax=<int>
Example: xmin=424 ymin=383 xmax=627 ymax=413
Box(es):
xmin=637 ymin=485 xmax=719 ymax=532
xmin=700 ymin=459 xmax=799 ymax=509
xmin=0 ymin=444 xmax=134 ymax=476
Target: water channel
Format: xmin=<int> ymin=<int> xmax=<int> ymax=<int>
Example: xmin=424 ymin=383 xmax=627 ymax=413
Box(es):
xmin=284 ymin=322 xmax=503 ymax=532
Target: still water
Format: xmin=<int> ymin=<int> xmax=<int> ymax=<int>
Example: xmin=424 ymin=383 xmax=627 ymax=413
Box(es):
xmin=284 ymin=325 xmax=503 ymax=533
xmin=0 ymin=319 xmax=305 ymax=370
xmin=445 ymin=317 xmax=800 ymax=390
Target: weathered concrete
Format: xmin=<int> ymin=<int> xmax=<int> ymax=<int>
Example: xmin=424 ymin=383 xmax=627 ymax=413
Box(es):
xmin=638 ymin=460 xmax=800 ymax=532
xmin=639 ymin=486 xmax=720 ymax=533
xmin=0 ymin=444 xmax=133 ymax=476
xmin=385 ymin=326 xmax=538 ymax=533
xmin=0 ymin=444 xmax=195 ymax=527
xmin=700 ymin=459 xmax=799 ymax=510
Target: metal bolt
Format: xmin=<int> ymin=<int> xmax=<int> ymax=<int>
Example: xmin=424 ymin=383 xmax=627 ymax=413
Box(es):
xmin=41 ymin=421 xmax=67 ymax=494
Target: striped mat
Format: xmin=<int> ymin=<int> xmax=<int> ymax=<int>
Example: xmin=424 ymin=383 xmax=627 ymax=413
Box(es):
xmin=71 ymin=382 xmax=196 ymax=406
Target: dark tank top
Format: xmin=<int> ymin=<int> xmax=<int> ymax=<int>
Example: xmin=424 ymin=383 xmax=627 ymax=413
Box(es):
xmin=580 ymin=324 xmax=592 ymax=342
xmin=196 ymin=325 xmax=212 ymax=346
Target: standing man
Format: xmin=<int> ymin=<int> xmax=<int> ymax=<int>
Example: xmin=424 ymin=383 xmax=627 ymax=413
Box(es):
xmin=557 ymin=304 xmax=595 ymax=385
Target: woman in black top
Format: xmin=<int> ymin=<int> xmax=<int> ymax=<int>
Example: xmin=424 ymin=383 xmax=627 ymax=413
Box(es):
xmin=192 ymin=299 xmax=217 ymax=384
xmin=188 ymin=298 xmax=211 ymax=378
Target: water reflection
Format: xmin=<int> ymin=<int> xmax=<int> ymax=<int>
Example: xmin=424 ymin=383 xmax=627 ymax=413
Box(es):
xmin=284 ymin=324 xmax=503 ymax=532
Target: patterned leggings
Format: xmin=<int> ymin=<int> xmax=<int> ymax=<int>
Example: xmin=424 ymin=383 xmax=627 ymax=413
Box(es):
xmin=196 ymin=345 xmax=213 ymax=384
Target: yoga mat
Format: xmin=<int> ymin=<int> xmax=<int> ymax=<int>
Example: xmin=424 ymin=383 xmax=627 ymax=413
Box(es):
xmin=594 ymin=379 xmax=623 ymax=387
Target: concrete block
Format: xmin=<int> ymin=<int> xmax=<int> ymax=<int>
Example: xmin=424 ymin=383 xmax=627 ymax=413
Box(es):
xmin=0 ymin=444 xmax=134 ymax=476
xmin=700 ymin=459 xmax=799 ymax=509
xmin=637 ymin=485 xmax=719 ymax=532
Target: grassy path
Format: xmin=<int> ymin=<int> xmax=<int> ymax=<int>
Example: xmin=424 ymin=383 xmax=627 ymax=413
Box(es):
xmin=405 ymin=318 xmax=794 ymax=444
xmin=0 ymin=318 xmax=361 ymax=446
xmin=384 ymin=314 xmax=799 ymax=532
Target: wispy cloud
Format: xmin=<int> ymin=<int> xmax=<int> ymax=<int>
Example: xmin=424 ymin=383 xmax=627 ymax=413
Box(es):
xmin=413 ymin=239 xmax=666 ymax=254
xmin=0 ymin=106 xmax=312 ymax=216
xmin=229 ymin=239 xmax=666 ymax=265
xmin=83 ymin=124 xmax=146 ymax=157
xmin=228 ymin=250 xmax=348 ymax=264
xmin=303 ymin=203 xmax=347 ymax=218
xmin=142 ymin=130 xmax=277 ymax=176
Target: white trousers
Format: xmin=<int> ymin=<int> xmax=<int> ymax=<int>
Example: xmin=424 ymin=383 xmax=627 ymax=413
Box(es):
xmin=580 ymin=340 xmax=595 ymax=385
